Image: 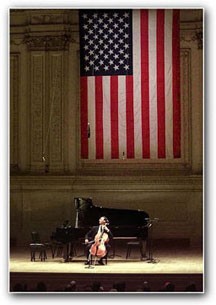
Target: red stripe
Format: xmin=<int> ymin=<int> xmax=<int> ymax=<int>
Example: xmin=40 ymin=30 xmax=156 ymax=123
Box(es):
xmin=126 ymin=75 xmax=134 ymax=158
xmin=172 ymin=9 xmax=181 ymax=158
xmin=157 ymin=9 xmax=166 ymax=158
xmin=110 ymin=76 xmax=119 ymax=158
xmin=140 ymin=9 xmax=150 ymax=158
xmin=80 ymin=77 xmax=88 ymax=158
xmin=95 ymin=76 xmax=103 ymax=159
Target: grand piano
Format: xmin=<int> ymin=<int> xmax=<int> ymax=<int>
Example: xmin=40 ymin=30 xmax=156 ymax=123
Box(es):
xmin=51 ymin=197 xmax=150 ymax=261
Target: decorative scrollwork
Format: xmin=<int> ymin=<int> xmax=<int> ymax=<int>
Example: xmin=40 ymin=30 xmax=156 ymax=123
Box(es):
xmin=181 ymin=30 xmax=203 ymax=50
xmin=24 ymin=34 xmax=71 ymax=51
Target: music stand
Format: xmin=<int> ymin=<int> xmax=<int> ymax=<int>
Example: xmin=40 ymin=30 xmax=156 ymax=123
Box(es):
xmin=146 ymin=218 xmax=159 ymax=264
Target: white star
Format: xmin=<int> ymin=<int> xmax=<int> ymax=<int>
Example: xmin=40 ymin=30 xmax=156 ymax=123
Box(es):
xmin=124 ymin=33 xmax=129 ymax=39
xmin=104 ymin=44 xmax=108 ymax=49
xmin=114 ymin=54 xmax=119 ymax=59
xmin=98 ymin=18 xmax=103 ymax=24
xmin=113 ymin=23 xmax=118 ymax=29
xmin=99 ymin=50 xmax=104 ymax=55
xmin=108 ymin=18 xmax=113 ymax=23
xmin=99 ymin=60 xmax=104 ymax=65
xmin=120 ymin=59 xmax=124 ymax=64
xmin=88 ymin=29 xmax=93 ymax=35
xmin=84 ymin=45 xmax=89 ymax=50
xmin=83 ymin=24 xmax=88 ymax=30
xmin=89 ymin=40 xmax=94 ymax=45
xmin=104 ymin=66 xmax=109 ymax=71
xmin=119 ymin=17 xmax=124 ymax=23
xmin=93 ymin=13 xmax=98 ymax=18
xmin=114 ymin=44 xmax=119 ymax=49
xmin=124 ymin=53 xmax=129 ymax=59
xmin=108 ymin=39 xmax=113 ymax=44
xmin=119 ymin=28 xmax=124 ymax=33
xmin=99 ymin=39 xmax=103 ymax=45
xmin=113 ymin=13 xmax=118 ymax=18
xmin=95 ymin=66 xmax=99 ymax=71
xmin=123 ymin=12 xmax=129 ymax=18
xmin=99 ymin=29 xmax=103 ymax=34
xmin=103 ymin=13 xmax=108 ymax=18
xmin=89 ymin=50 xmax=94 ymax=55
xmin=124 ymin=64 xmax=130 ymax=70
xmin=124 ymin=43 xmax=129 ymax=49
xmin=88 ymin=18 xmax=93 ymax=24
xmin=89 ymin=60 xmax=94 ymax=66
xmin=84 ymin=66 xmax=90 ymax=71
xmin=84 ymin=55 xmax=89 ymax=61
xmin=114 ymin=34 xmax=119 ymax=39
xmin=109 ymin=59 xmax=114 ymax=65
xmin=114 ymin=65 xmax=119 ymax=70
xmin=94 ymin=54 xmax=99 ymax=60
xmin=93 ymin=24 xmax=98 ymax=29
xmin=119 ymin=49 xmax=124 ymax=54
xmin=124 ymin=23 xmax=129 ymax=29
xmin=104 ymin=54 xmax=109 ymax=59
xmin=84 ymin=35 xmax=88 ymax=40
xmin=103 ymin=23 xmax=108 ymax=29
xmin=94 ymin=34 xmax=99 ymax=39
xmin=82 ymin=14 xmax=88 ymax=19
xmin=108 ymin=28 xmax=113 ymax=34
xmin=108 ymin=49 xmax=113 ymax=55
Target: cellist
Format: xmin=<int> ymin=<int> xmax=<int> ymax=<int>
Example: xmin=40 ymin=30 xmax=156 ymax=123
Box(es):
xmin=84 ymin=216 xmax=113 ymax=265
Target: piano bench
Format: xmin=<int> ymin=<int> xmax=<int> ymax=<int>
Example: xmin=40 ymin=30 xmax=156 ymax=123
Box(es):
xmin=30 ymin=244 xmax=47 ymax=261
xmin=126 ymin=241 xmax=142 ymax=259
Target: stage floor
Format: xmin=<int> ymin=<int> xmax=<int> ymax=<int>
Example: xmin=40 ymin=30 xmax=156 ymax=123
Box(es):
xmin=10 ymin=245 xmax=203 ymax=274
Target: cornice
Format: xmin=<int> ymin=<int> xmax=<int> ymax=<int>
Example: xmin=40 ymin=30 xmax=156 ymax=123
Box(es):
xmin=10 ymin=174 xmax=203 ymax=191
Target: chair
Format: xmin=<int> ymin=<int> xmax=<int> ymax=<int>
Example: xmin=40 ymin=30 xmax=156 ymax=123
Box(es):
xmin=30 ymin=231 xmax=49 ymax=261
xmin=126 ymin=240 xmax=143 ymax=259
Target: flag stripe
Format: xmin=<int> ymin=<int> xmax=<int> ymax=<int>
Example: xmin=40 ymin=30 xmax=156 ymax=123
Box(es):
xmin=80 ymin=77 xmax=88 ymax=158
xmin=118 ymin=76 xmax=126 ymax=159
xmin=88 ymin=77 xmax=96 ymax=159
xmin=111 ymin=76 xmax=119 ymax=158
xmin=165 ymin=10 xmax=173 ymax=159
xmin=157 ymin=9 xmax=166 ymax=158
xmin=172 ymin=9 xmax=181 ymax=158
xmin=140 ymin=9 xmax=150 ymax=158
xmin=133 ymin=10 xmax=142 ymax=159
xmin=103 ymin=76 xmax=111 ymax=159
xmin=126 ymin=75 xmax=135 ymax=158
xmin=95 ymin=76 xmax=103 ymax=159
xmin=149 ymin=10 xmax=158 ymax=159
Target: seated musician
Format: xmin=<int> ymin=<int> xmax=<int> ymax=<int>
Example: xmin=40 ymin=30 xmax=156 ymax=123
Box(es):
xmin=84 ymin=216 xmax=113 ymax=265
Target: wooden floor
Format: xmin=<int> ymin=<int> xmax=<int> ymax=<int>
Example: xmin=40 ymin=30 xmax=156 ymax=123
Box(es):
xmin=9 ymin=242 xmax=204 ymax=292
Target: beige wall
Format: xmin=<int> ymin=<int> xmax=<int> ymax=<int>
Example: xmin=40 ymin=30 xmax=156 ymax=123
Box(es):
xmin=10 ymin=9 xmax=203 ymax=247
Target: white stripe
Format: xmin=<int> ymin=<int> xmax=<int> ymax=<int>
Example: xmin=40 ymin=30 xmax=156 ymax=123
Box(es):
xmin=118 ymin=76 xmax=127 ymax=159
xmin=88 ymin=77 xmax=96 ymax=159
xmin=103 ymin=76 xmax=111 ymax=159
xmin=165 ymin=10 xmax=173 ymax=158
xmin=133 ymin=10 xmax=142 ymax=159
xmin=148 ymin=10 xmax=158 ymax=159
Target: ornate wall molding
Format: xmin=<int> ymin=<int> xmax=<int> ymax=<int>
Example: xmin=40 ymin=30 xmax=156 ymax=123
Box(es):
xmin=24 ymin=34 xmax=71 ymax=51
xmin=49 ymin=53 xmax=64 ymax=165
xmin=30 ymin=53 xmax=45 ymax=165
xmin=10 ymin=54 xmax=20 ymax=170
xmin=180 ymin=20 xmax=203 ymax=49
xmin=180 ymin=49 xmax=192 ymax=168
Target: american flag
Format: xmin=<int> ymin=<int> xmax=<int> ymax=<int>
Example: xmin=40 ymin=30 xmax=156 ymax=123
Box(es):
xmin=79 ymin=9 xmax=180 ymax=160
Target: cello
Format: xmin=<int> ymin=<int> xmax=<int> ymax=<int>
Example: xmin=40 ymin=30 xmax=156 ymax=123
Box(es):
xmin=89 ymin=223 xmax=109 ymax=259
